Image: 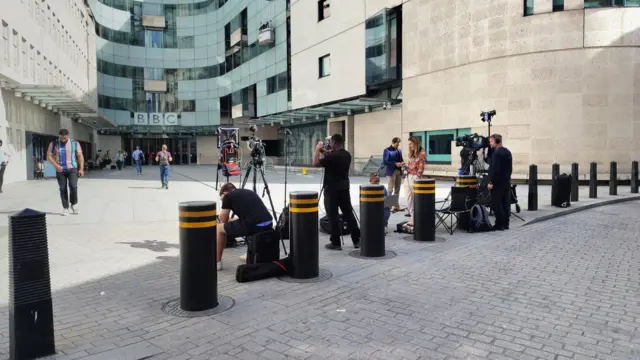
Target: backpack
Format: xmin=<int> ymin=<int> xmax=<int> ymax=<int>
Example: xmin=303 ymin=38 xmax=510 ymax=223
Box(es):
xmin=276 ymin=206 xmax=290 ymax=240
xmin=158 ymin=151 xmax=170 ymax=166
xmin=319 ymin=214 xmax=350 ymax=235
xmin=469 ymin=204 xmax=493 ymax=232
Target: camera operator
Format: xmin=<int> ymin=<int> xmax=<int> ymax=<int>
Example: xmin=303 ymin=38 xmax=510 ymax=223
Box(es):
xmin=314 ymin=134 xmax=360 ymax=250
xmin=216 ymin=183 xmax=273 ymax=270
xmin=487 ymin=134 xmax=512 ymax=231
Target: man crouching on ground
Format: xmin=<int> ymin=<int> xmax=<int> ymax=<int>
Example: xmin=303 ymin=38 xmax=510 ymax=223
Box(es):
xmin=217 ymin=183 xmax=273 ymax=271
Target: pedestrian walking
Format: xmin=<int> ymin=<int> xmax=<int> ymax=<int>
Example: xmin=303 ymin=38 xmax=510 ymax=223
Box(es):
xmin=132 ymin=146 xmax=144 ymax=175
xmin=46 ymin=129 xmax=84 ymax=215
xmin=155 ymin=144 xmax=172 ymax=189
xmin=0 ymin=140 xmax=10 ymax=193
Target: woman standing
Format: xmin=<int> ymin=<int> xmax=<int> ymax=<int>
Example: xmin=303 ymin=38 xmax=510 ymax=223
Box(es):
xmin=403 ymin=136 xmax=427 ymax=226
xmin=155 ymin=144 xmax=173 ymax=189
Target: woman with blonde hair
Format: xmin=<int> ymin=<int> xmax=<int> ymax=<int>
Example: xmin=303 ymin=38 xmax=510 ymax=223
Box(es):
xmin=403 ymin=136 xmax=426 ymax=226
xmin=155 ymin=144 xmax=173 ymax=189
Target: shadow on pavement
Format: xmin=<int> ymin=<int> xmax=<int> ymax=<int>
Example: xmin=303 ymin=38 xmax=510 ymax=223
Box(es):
xmin=117 ymin=240 xmax=180 ymax=253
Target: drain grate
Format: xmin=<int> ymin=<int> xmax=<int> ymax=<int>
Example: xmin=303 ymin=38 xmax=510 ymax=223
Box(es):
xmin=161 ymin=295 xmax=235 ymax=318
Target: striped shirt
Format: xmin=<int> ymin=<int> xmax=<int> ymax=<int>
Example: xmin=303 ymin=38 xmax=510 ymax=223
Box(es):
xmin=48 ymin=139 xmax=82 ymax=169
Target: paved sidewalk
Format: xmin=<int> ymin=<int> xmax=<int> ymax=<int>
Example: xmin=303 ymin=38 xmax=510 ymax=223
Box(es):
xmin=0 ymin=166 xmax=638 ymax=359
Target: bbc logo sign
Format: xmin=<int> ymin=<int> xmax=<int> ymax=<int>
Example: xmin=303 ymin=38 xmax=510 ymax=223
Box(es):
xmin=133 ymin=113 xmax=179 ymax=126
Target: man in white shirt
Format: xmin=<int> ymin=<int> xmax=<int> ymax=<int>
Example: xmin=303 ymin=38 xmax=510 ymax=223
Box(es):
xmin=0 ymin=140 xmax=9 ymax=193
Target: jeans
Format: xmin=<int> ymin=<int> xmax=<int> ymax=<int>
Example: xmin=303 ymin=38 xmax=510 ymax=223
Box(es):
xmin=386 ymin=169 xmax=402 ymax=207
xmin=160 ymin=165 xmax=169 ymax=185
xmin=56 ymin=168 xmax=78 ymax=209
xmin=0 ymin=164 xmax=6 ymax=190
xmin=491 ymin=185 xmax=511 ymax=228
xmin=135 ymin=159 xmax=142 ymax=173
xmin=384 ymin=207 xmax=391 ymax=227
xmin=324 ymin=189 xmax=361 ymax=245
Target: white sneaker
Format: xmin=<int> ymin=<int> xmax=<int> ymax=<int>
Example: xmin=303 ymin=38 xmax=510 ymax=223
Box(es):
xmin=240 ymin=253 xmax=247 ymax=262
xmin=61 ymin=208 xmax=69 ymax=216
xmin=70 ymin=205 xmax=79 ymax=214
xmin=216 ymin=262 xmax=223 ymax=271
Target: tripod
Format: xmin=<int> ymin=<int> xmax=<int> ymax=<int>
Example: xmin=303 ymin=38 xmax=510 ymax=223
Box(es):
xmin=241 ymin=156 xmax=288 ymax=254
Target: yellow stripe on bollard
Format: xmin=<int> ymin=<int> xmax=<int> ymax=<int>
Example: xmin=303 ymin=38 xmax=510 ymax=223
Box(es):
xmin=414 ymin=190 xmax=436 ymax=195
xmin=289 ymin=207 xmax=319 ymax=213
xmin=289 ymin=198 xmax=318 ymax=204
xmin=360 ymin=190 xmax=385 ymax=195
xmin=360 ymin=197 xmax=385 ymax=202
xmin=179 ymin=220 xmax=217 ymax=228
xmin=414 ymin=184 xmax=436 ymax=189
xmin=179 ymin=210 xmax=216 ymax=217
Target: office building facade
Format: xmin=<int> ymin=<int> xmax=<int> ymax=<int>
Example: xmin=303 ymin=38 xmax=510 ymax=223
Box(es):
xmin=0 ymin=0 xmax=107 ymax=184
xmin=260 ymin=0 xmax=640 ymax=177
xmin=90 ymin=0 xmax=290 ymax=164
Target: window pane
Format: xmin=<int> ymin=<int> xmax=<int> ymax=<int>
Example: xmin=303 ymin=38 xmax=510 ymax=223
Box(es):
xmin=553 ymin=0 xmax=564 ymax=11
xmin=524 ymin=0 xmax=534 ymax=15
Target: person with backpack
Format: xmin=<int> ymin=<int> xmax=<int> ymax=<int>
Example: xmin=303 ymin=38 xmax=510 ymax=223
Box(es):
xmin=155 ymin=144 xmax=173 ymax=189
xmin=47 ymin=128 xmax=84 ymax=215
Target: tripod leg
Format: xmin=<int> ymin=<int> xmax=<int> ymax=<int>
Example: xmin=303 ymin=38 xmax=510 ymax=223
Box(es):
xmin=215 ymin=164 xmax=220 ymax=190
xmin=241 ymin=166 xmax=252 ymax=189
xmin=258 ymin=166 xmax=287 ymax=255
xmin=253 ymin=164 xmax=258 ymax=193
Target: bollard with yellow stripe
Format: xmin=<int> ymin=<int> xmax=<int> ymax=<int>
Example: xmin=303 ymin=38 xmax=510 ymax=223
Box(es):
xmin=178 ymin=201 xmax=218 ymax=312
xmin=359 ymin=184 xmax=386 ymax=257
xmin=413 ymin=178 xmax=436 ymax=242
xmin=455 ymin=175 xmax=477 ymax=188
xmin=289 ymin=191 xmax=319 ymax=279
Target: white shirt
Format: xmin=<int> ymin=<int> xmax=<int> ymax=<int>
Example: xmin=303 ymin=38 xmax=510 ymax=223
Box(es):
xmin=0 ymin=151 xmax=9 ymax=165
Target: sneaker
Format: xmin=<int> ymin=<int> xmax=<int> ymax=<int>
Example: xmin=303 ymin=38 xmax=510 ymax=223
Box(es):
xmin=70 ymin=205 xmax=79 ymax=214
xmin=353 ymin=241 xmax=361 ymax=249
xmin=239 ymin=253 xmax=247 ymax=262
xmin=165 ymin=184 xmax=169 ymax=190
xmin=61 ymin=208 xmax=70 ymax=216
xmin=325 ymin=243 xmax=342 ymax=251
xmin=216 ymin=262 xmax=223 ymax=271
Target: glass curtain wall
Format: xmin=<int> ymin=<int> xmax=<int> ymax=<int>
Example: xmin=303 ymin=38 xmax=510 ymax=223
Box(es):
xmin=278 ymin=123 xmax=326 ymax=166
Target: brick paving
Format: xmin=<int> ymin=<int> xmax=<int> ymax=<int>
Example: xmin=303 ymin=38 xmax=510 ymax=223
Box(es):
xmin=0 ymin=167 xmax=638 ymax=359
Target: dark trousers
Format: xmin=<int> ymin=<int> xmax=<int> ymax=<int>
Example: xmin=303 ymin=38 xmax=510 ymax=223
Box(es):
xmin=0 ymin=164 xmax=6 ymax=190
xmin=491 ymin=185 xmax=511 ymax=228
xmin=116 ymin=160 xmax=123 ymax=170
xmin=324 ymin=189 xmax=361 ymax=245
xmin=56 ymin=168 xmax=78 ymax=209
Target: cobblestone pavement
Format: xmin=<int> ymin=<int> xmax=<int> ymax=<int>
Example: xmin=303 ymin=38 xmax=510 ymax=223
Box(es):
xmin=0 ymin=167 xmax=638 ymax=359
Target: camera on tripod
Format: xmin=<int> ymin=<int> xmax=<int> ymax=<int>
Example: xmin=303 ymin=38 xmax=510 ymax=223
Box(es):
xmin=455 ymin=133 xmax=489 ymax=150
xmin=241 ymin=125 xmax=266 ymax=164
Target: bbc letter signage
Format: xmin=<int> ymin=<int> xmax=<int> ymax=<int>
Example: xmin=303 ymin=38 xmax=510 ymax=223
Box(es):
xmin=133 ymin=113 xmax=179 ymax=126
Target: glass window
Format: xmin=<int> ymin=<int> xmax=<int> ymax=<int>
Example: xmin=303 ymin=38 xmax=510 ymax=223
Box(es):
xmin=142 ymin=2 xmax=162 ymax=16
xmin=145 ymin=30 xmax=162 ymax=48
xmin=277 ymin=72 xmax=288 ymax=92
xmin=553 ymin=0 xmax=564 ymax=10
xmin=13 ymin=30 xmax=19 ymax=68
xmin=144 ymin=67 xmax=164 ymax=80
xmin=22 ymin=38 xmax=28 ymax=76
xmin=319 ymin=54 xmax=330 ymax=78
xmin=178 ymin=36 xmax=194 ymax=49
xmin=584 ymin=0 xmax=640 ymax=5
xmin=266 ymin=76 xmax=277 ymax=94
xmin=411 ymin=129 xmax=471 ymax=164
xmin=524 ymin=0 xmax=534 ymax=15
xmin=318 ymin=0 xmax=330 ymax=21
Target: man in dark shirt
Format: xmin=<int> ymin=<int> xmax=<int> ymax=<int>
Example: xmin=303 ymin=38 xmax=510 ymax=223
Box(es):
xmin=314 ymin=134 xmax=361 ymax=250
xmin=487 ymin=134 xmax=513 ymax=230
xmin=217 ymin=183 xmax=273 ymax=270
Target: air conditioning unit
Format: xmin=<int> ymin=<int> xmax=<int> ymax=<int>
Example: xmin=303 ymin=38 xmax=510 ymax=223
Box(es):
xmin=258 ymin=23 xmax=275 ymax=46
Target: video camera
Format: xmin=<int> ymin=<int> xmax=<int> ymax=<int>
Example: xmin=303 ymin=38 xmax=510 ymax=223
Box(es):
xmin=455 ymin=133 xmax=489 ymax=150
xmin=241 ymin=125 xmax=265 ymax=161
xmin=323 ymin=136 xmax=332 ymax=152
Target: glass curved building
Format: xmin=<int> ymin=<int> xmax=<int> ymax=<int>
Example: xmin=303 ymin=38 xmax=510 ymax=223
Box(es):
xmin=89 ymin=0 xmax=289 ymax=163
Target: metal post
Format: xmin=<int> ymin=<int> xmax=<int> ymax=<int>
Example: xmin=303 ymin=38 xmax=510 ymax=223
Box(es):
xmin=571 ymin=163 xmax=579 ymax=202
xmin=609 ymin=161 xmax=617 ymax=196
xmin=632 ymin=161 xmax=639 ymax=194
xmin=551 ymin=163 xmax=560 ymax=205
xmin=359 ymin=184 xmax=385 ymax=257
xmin=589 ymin=162 xmax=597 ymax=198
xmin=413 ymin=179 xmax=436 ymax=242
xmin=9 ymin=209 xmax=56 ymax=360
xmin=528 ymin=165 xmax=538 ymax=211
xmin=179 ymin=201 xmax=217 ymax=311
xmin=289 ymin=191 xmax=319 ymax=279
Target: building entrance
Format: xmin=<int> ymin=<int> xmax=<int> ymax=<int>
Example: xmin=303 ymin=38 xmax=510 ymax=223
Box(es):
xmin=123 ymin=136 xmax=197 ymax=166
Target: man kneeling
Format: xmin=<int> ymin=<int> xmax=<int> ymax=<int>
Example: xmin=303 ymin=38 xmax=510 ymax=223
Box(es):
xmin=217 ymin=183 xmax=273 ymax=271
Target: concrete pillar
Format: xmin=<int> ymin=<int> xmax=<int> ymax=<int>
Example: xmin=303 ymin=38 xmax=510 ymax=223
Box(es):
xmin=535 ymin=0 xmax=553 ymax=14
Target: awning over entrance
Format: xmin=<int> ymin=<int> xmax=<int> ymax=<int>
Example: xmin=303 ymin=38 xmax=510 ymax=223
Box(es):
xmin=3 ymin=84 xmax=116 ymax=129
xmin=252 ymin=96 xmax=401 ymax=126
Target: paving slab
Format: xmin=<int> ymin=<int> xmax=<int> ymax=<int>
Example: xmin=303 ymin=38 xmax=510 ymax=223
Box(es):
xmin=0 ymin=165 xmax=638 ymax=359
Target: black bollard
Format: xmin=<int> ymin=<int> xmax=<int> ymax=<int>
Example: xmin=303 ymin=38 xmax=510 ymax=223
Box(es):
xmin=571 ymin=163 xmax=579 ymax=202
xmin=632 ymin=161 xmax=639 ymax=194
xmin=589 ymin=162 xmax=597 ymax=198
xmin=289 ymin=191 xmax=319 ymax=279
xmin=9 ymin=209 xmax=56 ymax=360
xmin=359 ymin=185 xmax=386 ymax=257
xmin=551 ymin=163 xmax=560 ymax=205
xmin=528 ymin=164 xmax=538 ymax=211
xmin=609 ymin=161 xmax=617 ymax=195
xmin=179 ymin=201 xmax=217 ymax=311
xmin=413 ymin=178 xmax=436 ymax=242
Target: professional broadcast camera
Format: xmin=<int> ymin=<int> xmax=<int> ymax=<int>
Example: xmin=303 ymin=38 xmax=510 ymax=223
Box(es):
xmin=241 ymin=125 xmax=266 ymax=164
xmin=455 ymin=133 xmax=489 ymax=150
